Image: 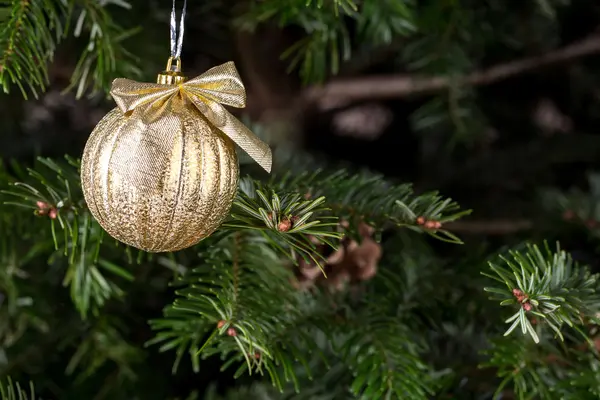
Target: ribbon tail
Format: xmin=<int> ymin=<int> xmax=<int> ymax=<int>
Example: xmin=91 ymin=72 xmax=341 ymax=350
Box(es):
xmin=110 ymin=78 xmax=179 ymax=114
xmin=220 ymin=110 xmax=272 ymax=173
xmin=190 ymin=98 xmax=272 ymax=172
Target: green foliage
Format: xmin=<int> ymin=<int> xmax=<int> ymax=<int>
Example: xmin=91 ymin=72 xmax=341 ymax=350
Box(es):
xmin=0 ymin=0 xmax=68 ymax=99
xmin=541 ymin=171 xmax=600 ymax=240
xmin=483 ymin=243 xmax=600 ymax=343
xmin=356 ymin=0 xmax=415 ymax=46
xmin=143 ymin=166 xmax=465 ymax=395
xmin=237 ymin=0 xmax=355 ymax=84
xmin=66 ymin=0 xmax=141 ymax=98
xmin=482 ymin=332 xmax=600 ymax=400
xmin=6 ymin=155 xmax=600 ymax=397
xmin=305 ymin=0 xmax=358 ymax=15
xmin=1 ymin=157 xmax=133 ymax=318
xmin=228 ymin=178 xmax=341 ymax=265
xmin=149 ymin=233 xmax=435 ymax=398
xmin=0 ymin=0 xmax=576 ymax=152
xmin=1 ymin=152 xmax=468 ymax=395
xmin=0 ymin=0 xmax=140 ymax=99
xmin=0 ymin=377 xmax=35 ymax=400
xmin=340 ymin=314 xmax=432 ymax=399
xmin=270 ymin=169 xmax=470 ymax=243
xmin=481 ymin=242 xmax=600 ymax=399
xmin=148 ymin=233 xmax=328 ymax=389
xmin=65 ymin=317 xmax=143 ymax=384
xmin=236 ymin=0 xmax=415 ymax=84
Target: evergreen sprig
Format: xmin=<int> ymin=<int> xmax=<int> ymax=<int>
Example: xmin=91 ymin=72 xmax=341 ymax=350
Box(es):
xmin=483 ymin=243 xmax=600 ymax=343
xmin=235 ymin=0 xmax=415 ymax=84
xmin=483 ymin=335 xmax=562 ymax=399
xmin=150 ymin=231 xmax=438 ymax=396
xmin=1 ymin=157 xmax=133 ymax=318
xmin=0 ymin=0 xmax=68 ymax=99
xmin=203 ymin=332 xmax=356 ymax=399
xmin=65 ymin=317 xmax=143 ymax=384
xmin=0 ymin=229 xmax=53 ymax=354
xmin=148 ymin=232 xmax=332 ymax=392
xmin=66 ymin=0 xmax=141 ymax=98
xmin=541 ymin=171 xmax=600 ymax=240
xmin=356 ymin=0 xmax=415 ymax=46
xmin=340 ymin=314 xmax=432 ymax=399
xmin=483 ymin=331 xmax=600 ymax=400
xmin=0 ymin=0 xmax=139 ymax=99
xmin=0 ymin=377 xmax=35 ymax=400
xmin=271 ymin=169 xmax=470 ymax=243
xmin=228 ymin=177 xmax=341 ymax=267
xmin=1 ymin=152 xmax=468 ymax=397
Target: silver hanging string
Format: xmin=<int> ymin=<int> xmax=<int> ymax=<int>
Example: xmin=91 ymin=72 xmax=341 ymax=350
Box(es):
xmin=170 ymin=0 xmax=187 ymax=63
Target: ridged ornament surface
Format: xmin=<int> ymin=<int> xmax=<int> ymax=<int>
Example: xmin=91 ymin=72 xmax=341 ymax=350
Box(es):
xmin=80 ymin=99 xmax=239 ymax=253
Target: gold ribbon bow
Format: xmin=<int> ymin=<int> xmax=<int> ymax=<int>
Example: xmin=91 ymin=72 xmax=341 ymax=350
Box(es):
xmin=109 ymin=61 xmax=272 ymax=173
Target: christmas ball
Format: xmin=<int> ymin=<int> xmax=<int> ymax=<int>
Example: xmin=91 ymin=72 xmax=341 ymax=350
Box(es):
xmin=80 ymin=59 xmax=272 ymax=252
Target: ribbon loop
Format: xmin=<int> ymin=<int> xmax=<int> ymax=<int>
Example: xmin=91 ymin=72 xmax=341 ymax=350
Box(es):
xmin=183 ymin=62 xmax=246 ymax=108
xmin=109 ymin=62 xmax=272 ymax=173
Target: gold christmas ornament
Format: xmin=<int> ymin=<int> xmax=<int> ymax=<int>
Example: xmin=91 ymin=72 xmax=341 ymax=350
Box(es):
xmin=80 ymin=57 xmax=272 ymax=252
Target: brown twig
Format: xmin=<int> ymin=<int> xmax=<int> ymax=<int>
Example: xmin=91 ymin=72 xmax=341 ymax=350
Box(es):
xmin=445 ymin=219 xmax=533 ymax=235
xmin=305 ymin=34 xmax=600 ymax=105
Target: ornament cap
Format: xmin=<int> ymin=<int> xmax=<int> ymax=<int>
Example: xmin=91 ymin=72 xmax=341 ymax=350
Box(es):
xmin=157 ymin=57 xmax=186 ymax=85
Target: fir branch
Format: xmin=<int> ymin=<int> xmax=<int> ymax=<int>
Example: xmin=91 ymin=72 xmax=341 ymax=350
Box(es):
xmin=65 ymin=317 xmax=143 ymax=384
xmin=0 ymin=233 xmax=53 ymax=350
xmin=203 ymin=359 xmax=354 ymax=400
xmin=235 ymin=0 xmax=359 ymax=84
xmin=482 ymin=332 xmax=600 ymax=400
xmin=0 ymin=377 xmax=36 ymax=400
xmin=305 ymin=0 xmax=357 ymax=15
xmin=0 ymin=0 xmax=140 ymax=99
xmin=356 ymin=0 xmax=415 ymax=46
xmin=148 ymin=232 xmax=330 ymax=391
xmin=540 ymin=171 xmax=600 ymax=239
xmin=1 ymin=157 xmax=134 ymax=318
xmin=483 ymin=335 xmax=561 ymax=399
xmin=0 ymin=0 xmax=68 ymax=99
xmin=483 ymin=243 xmax=600 ymax=343
xmin=340 ymin=313 xmax=433 ymax=399
xmin=227 ymin=177 xmax=341 ymax=267
xmin=330 ymin=238 xmax=440 ymax=399
xmin=66 ymin=0 xmax=141 ymax=98
xmin=271 ymin=169 xmax=469 ymax=243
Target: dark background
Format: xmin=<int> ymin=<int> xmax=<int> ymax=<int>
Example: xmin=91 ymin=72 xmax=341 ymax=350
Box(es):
xmin=3 ymin=0 xmax=600 ymax=397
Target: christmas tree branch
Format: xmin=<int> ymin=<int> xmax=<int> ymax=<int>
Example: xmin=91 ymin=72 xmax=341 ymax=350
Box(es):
xmin=483 ymin=332 xmax=600 ymax=399
xmin=1 ymin=156 xmax=469 ymax=396
xmin=1 ymin=157 xmax=133 ymax=318
xmin=65 ymin=0 xmax=141 ymax=98
xmin=341 ymin=314 xmax=433 ymax=399
xmin=148 ymin=232 xmax=331 ymax=390
xmin=0 ymin=377 xmax=36 ymax=400
xmin=540 ymin=171 xmax=600 ymax=240
xmin=0 ymin=0 xmax=139 ymax=99
xmin=226 ymin=177 xmax=342 ymax=267
xmin=271 ymin=169 xmax=470 ymax=243
xmin=0 ymin=0 xmax=68 ymax=99
xmin=482 ymin=243 xmax=600 ymax=344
